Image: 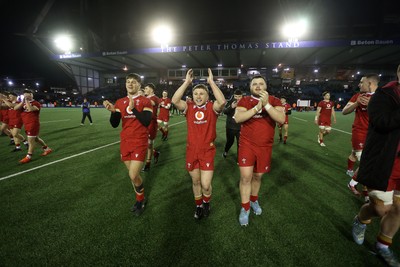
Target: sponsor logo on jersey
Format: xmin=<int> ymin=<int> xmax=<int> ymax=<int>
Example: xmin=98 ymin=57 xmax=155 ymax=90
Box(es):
xmin=194 ymin=111 xmax=207 ymax=124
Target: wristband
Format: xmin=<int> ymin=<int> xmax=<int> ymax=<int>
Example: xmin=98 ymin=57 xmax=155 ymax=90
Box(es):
xmin=253 ymin=106 xmax=259 ymax=114
xmin=315 ymin=116 xmax=318 ymax=120
xmin=264 ymin=103 xmax=272 ymax=111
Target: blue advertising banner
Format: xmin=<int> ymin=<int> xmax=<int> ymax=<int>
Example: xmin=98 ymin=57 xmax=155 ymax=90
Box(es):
xmin=53 ymin=39 xmax=399 ymax=60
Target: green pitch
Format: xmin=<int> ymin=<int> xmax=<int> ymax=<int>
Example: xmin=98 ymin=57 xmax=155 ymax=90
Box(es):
xmin=0 ymin=108 xmax=397 ymax=266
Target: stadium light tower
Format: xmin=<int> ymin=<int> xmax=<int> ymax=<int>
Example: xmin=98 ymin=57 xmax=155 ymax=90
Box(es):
xmin=54 ymin=34 xmax=73 ymax=54
xmin=152 ymin=25 xmax=173 ymax=49
xmin=282 ymin=19 xmax=308 ymax=43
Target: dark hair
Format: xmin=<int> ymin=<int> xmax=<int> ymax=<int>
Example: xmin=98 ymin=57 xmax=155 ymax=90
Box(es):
xmin=322 ymin=91 xmax=329 ymax=96
xmin=280 ymin=96 xmax=286 ymax=100
xmin=145 ymin=83 xmax=156 ymax=91
xmin=125 ymin=73 xmax=141 ymax=83
xmin=24 ymin=89 xmax=33 ymax=94
xmin=9 ymin=92 xmax=18 ymax=97
xmin=250 ymin=75 xmax=267 ymax=84
xmin=234 ymin=89 xmax=242 ymax=95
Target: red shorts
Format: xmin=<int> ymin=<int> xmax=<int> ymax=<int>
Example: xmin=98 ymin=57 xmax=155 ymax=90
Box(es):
xmin=1 ymin=117 xmax=9 ymax=124
xmin=318 ymin=120 xmax=331 ymax=127
xmin=148 ymin=120 xmax=158 ymax=140
xmin=120 ymin=141 xmax=148 ymax=162
xmin=8 ymin=119 xmax=23 ymax=130
xmin=238 ymin=143 xmax=272 ymax=173
xmin=24 ymin=123 xmax=40 ymax=137
xmin=186 ymin=144 xmax=216 ymax=171
xmin=157 ymin=113 xmax=170 ymax=123
xmin=351 ymin=131 xmax=367 ymax=151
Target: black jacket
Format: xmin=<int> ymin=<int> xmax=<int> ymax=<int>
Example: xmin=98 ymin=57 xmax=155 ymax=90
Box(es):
xmin=358 ymin=81 xmax=400 ymax=191
xmin=223 ymin=98 xmax=241 ymax=131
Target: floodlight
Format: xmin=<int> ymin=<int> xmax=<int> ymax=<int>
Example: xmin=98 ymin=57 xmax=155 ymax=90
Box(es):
xmin=282 ymin=19 xmax=308 ymax=41
xmin=54 ymin=35 xmax=73 ymax=53
xmin=152 ymin=25 xmax=172 ymax=47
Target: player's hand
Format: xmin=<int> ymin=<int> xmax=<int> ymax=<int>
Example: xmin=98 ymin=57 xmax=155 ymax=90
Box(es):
xmin=231 ymin=101 xmax=237 ymax=108
xmin=185 ymin=69 xmax=194 ymax=84
xmin=358 ymin=94 xmax=370 ymax=106
xmin=259 ymin=91 xmax=269 ymax=106
xmin=103 ymin=100 xmax=115 ymax=112
xmin=128 ymin=96 xmax=135 ymax=111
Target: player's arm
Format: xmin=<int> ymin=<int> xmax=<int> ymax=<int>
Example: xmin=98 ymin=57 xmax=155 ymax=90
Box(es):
xmin=268 ymin=105 xmax=285 ymax=124
xmin=1 ymin=98 xmax=15 ymax=108
xmin=133 ymin=108 xmax=152 ymax=127
xmin=286 ymin=106 xmax=292 ymax=115
xmin=332 ymin=106 xmax=337 ymax=123
xmin=14 ymin=101 xmax=24 ymax=110
xmin=342 ymin=101 xmax=357 ymax=115
xmin=103 ymin=100 xmax=121 ymax=128
xmin=314 ymin=107 xmax=321 ymax=125
xmin=172 ymin=69 xmax=193 ymax=111
xmin=161 ymin=101 xmax=171 ymax=109
xmin=259 ymin=91 xmax=285 ymax=124
xmin=234 ymin=106 xmax=258 ymax=123
xmin=24 ymin=99 xmax=39 ymax=112
xmin=207 ymin=68 xmax=226 ymax=112
xmin=128 ymin=97 xmax=152 ymax=127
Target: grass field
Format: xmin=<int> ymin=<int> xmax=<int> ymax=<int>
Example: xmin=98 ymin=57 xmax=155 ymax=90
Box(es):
xmin=0 ymin=107 xmax=398 ymax=266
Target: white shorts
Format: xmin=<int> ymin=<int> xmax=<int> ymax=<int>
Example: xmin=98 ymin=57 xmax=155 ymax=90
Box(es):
xmin=368 ymin=190 xmax=400 ymax=205
xmin=319 ymin=126 xmax=331 ymax=131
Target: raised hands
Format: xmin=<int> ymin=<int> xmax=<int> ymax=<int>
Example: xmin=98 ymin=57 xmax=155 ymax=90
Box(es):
xmin=207 ymin=68 xmax=214 ymax=84
xmin=258 ymin=90 xmax=269 ymax=106
xmin=185 ymin=69 xmax=194 ymax=84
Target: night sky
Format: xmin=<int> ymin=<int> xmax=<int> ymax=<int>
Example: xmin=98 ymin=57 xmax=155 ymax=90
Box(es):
xmin=0 ymin=0 xmax=397 ymax=87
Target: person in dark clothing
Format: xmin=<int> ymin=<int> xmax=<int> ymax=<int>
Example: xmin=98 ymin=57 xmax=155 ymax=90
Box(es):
xmin=81 ymin=98 xmax=93 ymax=125
xmin=352 ymin=64 xmax=400 ymax=266
xmin=222 ymin=89 xmax=243 ymax=159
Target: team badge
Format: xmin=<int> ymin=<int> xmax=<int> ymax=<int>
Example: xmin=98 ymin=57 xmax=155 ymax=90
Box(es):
xmin=195 ymin=111 xmax=205 ymax=120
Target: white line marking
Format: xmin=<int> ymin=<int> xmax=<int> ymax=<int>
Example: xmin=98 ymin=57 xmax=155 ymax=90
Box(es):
xmin=168 ymin=120 xmax=186 ymax=127
xmin=291 ymin=116 xmax=351 ymax=135
xmin=0 ymin=142 xmax=120 ymax=181
xmin=0 ymin=118 xmax=187 ymax=181
xmin=292 ymin=116 xmax=307 ymax=122
xmin=331 ymin=127 xmax=351 ymax=135
xmin=41 ymin=119 xmax=71 ymax=124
